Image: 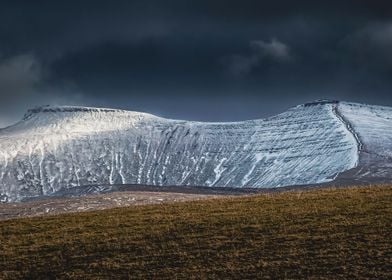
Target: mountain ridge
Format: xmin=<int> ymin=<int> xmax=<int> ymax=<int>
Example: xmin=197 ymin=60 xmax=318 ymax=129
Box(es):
xmin=5 ymin=99 xmax=391 ymax=127
xmin=0 ymin=100 xmax=391 ymax=202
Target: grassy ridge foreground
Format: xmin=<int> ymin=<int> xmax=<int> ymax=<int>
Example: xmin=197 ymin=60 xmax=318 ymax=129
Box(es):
xmin=0 ymin=186 xmax=391 ymax=279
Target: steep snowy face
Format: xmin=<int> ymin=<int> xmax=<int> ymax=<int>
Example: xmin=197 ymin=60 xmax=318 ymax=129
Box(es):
xmin=0 ymin=103 xmax=359 ymax=202
xmin=337 ymin=102 xmax=392 ymax=180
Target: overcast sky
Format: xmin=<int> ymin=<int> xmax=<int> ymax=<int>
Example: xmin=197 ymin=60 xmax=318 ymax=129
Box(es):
xmin=0 ymin=0 xmax=392 ymax=126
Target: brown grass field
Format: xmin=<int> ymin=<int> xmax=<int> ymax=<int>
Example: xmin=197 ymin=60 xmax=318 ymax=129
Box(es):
xmin=0 ymin=185 xmax=391 ymax=279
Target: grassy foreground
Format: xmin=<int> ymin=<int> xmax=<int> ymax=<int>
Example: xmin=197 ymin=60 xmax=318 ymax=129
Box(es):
xmin=0 ymin=186 xmax=391 ymax=279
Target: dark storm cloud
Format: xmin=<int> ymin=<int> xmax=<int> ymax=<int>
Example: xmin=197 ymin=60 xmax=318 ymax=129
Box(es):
xmin=0 ymin=0 xmax=392 ymax=126
xmin=343 ymin=22 xmax=392 ymax=67
xmin=0 ymin=54 xmax=42 ymax=95
xmin=0 ymin=53 xmax=85 ymax=127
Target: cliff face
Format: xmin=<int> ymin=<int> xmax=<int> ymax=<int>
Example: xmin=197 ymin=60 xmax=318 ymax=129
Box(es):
xmin=0 ymin=101 xmax=389 ymax=202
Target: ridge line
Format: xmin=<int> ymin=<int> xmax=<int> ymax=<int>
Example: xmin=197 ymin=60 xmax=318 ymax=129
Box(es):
xmin=331 ymin=104 xmax=363 ymax=165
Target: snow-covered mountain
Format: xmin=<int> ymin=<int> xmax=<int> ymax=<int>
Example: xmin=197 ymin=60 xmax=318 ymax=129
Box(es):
xmin=0 ymin=100 xmax=391 ymax=202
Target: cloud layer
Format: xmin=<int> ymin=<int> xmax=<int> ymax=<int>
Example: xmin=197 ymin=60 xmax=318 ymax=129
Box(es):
xmin=0 ymin=1 xmax=392 ymax=126
xmin=0 ymin=54 xmax=86 ymax=127
xmin=226 ymin=39 xmax=292 ymax=77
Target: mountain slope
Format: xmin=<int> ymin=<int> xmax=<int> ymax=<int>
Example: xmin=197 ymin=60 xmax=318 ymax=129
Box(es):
xmin=336 ymin=102 xmax=392 ymax=183
xmin=0 ymin=101 xmax=390 ymax=202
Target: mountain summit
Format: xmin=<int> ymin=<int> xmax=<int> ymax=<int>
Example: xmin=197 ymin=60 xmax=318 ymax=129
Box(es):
xmin=1 ymin=101 xmax=391 ymax=202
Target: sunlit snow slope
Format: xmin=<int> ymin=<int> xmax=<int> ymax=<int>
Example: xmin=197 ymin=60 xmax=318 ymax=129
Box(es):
xmin=0 ymin=100 xmax=389 ymax=202
xmin=336 ymin=103 xmax=392 ymax=181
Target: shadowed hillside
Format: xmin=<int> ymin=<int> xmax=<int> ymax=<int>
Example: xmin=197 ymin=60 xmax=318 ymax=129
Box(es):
xmin=0 ymin=185 xmax=391 ymax=279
